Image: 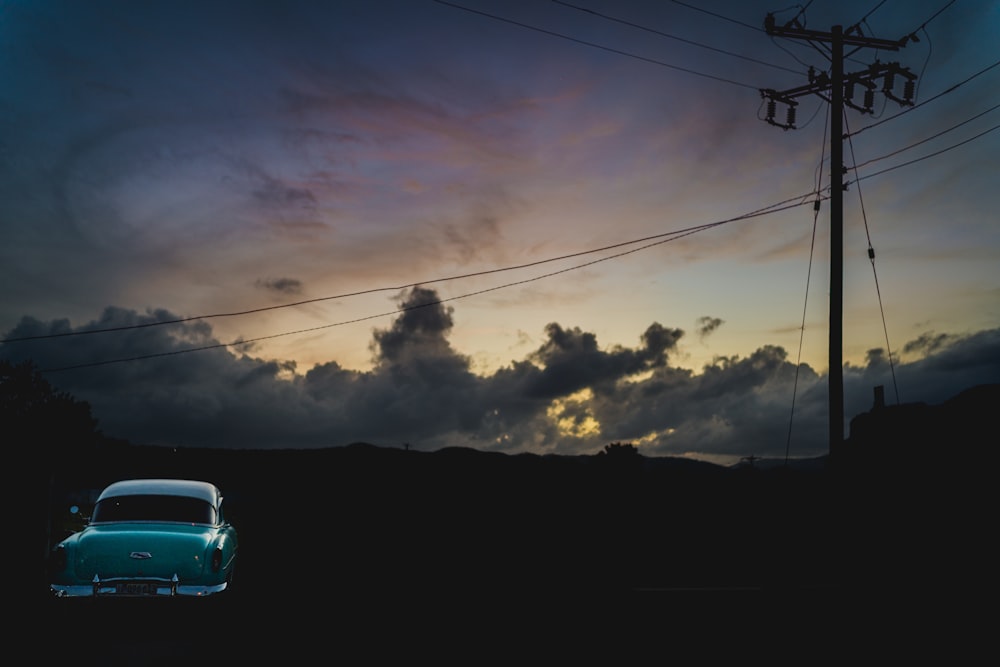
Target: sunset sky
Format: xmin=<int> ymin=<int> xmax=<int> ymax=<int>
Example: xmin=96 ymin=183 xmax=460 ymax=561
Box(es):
xmin=2 ymin=0 xmax=998 ymax=464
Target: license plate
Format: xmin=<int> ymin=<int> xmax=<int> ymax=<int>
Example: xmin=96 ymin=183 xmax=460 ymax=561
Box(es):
xmin=117 ymin=582 xmax=156 ymax=596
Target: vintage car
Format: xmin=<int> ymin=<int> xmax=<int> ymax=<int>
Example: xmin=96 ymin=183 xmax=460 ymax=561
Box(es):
xmin=49 ymin=479 xmax=238 ymax=597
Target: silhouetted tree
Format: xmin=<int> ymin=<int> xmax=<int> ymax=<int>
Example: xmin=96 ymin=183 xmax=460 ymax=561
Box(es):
xmin=597 ymin=442 xmax=639 ymax=459
xmin=1 ymin=360 xmax=101 ymax=573
xmin=595 ymin=442 xmax=642 ymax=482
xmin=1 ymin=359 xmax=100 ymax=461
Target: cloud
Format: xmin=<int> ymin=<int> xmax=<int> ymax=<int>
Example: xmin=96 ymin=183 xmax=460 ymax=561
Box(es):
xmin=371 ymin=287 xmax=462 ymax=364
xmin=2 ymin=289 xmax=996 ymax=463
xmin=524 ymin=322 xmax=678 ymax=399
xmin=255 ymin=277 xmax=304 ymax=296
xmin=696 ymin=316 xmax=724 ymax=340
xmin=902 ymin=331 xmax=955 ymax=357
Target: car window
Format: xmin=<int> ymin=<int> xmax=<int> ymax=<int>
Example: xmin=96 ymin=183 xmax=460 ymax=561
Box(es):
xmin=91 ymin=495 xmax=217 ymax=524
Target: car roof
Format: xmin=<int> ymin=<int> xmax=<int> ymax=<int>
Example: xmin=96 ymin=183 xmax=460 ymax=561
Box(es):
xmin=97 ymin=479 xmax=222 ymax=508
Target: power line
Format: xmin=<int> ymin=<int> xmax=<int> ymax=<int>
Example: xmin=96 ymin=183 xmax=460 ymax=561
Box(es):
xmin=844 ymin=112 xmax=900 ymax=405
xmin=550 ymin=0 xmax=802 ymax=74
xmin=892 ymin=0 xmax=960 ymax=113
xmin=768 ymin=35 xmax=818 ymax=69
xmin=431 ymin=0 xmax=761 ymax=90
xmin=916 ymin=0 xmax=958 ymax=32
xmin=667 ymin=0 xmax=760 ymax=32
xmin=791 ymin=1 xmax=817 ymax=25
xmin=785 ymin=102 xmax=827 ymax=465
xmin=34 ymin=199 xmax=823 ymax=372
xmin=852 ymin=121 xmax=1000 ymax=182
xmin=851 ymin=0 xmax=956 ymax=48
xmin=29 ymin=110 xmax=992 ymax=371
xmin=850 ymin=101 xmax=1000 ymax=170
xmin=855 ymin=0 xmax=889 ymax=25
xmin=24 ymin=107 xmax=987 ymax=359
xmin=911 ymin=23 xmax=934 ymax=103
xmin=5 ymin=191 xmax=820 ymax=344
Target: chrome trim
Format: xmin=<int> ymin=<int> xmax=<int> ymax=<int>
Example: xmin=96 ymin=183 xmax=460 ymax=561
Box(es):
xmin=51 ymin=574 xmax=228 ymax=598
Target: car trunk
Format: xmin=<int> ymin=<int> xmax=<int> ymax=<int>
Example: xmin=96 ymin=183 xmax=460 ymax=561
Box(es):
xmin=74 ymin=523 xmax=214 ymax=581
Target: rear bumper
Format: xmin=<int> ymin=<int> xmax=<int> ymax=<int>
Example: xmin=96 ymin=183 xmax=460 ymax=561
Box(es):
xmin=51 ymin=575 xmax=228 ymax=598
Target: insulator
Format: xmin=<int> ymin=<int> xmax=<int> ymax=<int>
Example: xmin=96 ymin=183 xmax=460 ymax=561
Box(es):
xmin=863 ymin=89 xmax=875 ymax=110
xmin=883 ymin=71 xmax=895 ymax=92
xmin=868 ymin=247 xmax=875 ymax=260
xmin=786 ymin=106 xmax=797 ymax=127
xmin=767 ymin=99 xmax=777 ymax=120
xmin=845 ymin=81 xmax=855 ymax=102
xmin=903 ymin=80 xmax=915 ymax=102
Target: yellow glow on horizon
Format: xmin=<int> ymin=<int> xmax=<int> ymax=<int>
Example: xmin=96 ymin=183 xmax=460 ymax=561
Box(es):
xmin=635 ymin=428 xmax=675 ymax=448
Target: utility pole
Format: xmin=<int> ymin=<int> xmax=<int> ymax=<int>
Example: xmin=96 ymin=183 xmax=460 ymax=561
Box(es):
xmin=760 ymin=13 xmax=915 ymax=459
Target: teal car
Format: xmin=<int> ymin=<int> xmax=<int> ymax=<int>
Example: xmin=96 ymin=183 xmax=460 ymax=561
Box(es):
xmin=49 ymin=479 xmax=238 ymax=598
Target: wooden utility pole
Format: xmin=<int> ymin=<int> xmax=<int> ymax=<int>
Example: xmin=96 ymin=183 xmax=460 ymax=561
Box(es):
xmin=760 ymin=14 xmax=914 ymax=458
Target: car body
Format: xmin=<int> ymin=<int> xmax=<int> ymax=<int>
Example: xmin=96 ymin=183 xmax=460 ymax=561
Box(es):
xmin=49 ymin=479 xmax=238 ymax=598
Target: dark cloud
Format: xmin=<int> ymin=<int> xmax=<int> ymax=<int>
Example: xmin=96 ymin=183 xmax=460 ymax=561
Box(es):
xmin=234 ymin=360 xmax=297 ymax=389
xmin=696 ymin=316 xmax=724 ymax=339
xmin=525 ymin=322 xmax=671 ymax=399
xmin=841 ymin=328 xmax=1000 ymax=432
xmin=372 ymin=287 xmax=459 ymax=365
xmin=255 ymin=277 xmax=304 ymax=295
xmin=694 ymin=345 xmax=795 ymax=399
xmin=903 ymin=331 xmax=954 ymax=356
xmin=641 ymin=323 xmax=684 ymax=362
xmin=864 ymin=347 xmax=890 ymax=370
xmin=2 ymin=291 xmax=996 ymax=463
xmin=882 ymin=328 xmax=1000 ymax=404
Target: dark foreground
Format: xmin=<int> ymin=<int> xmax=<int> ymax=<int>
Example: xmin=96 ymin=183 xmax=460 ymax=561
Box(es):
xmin=31 ymin=437 xmax=991 ymax=661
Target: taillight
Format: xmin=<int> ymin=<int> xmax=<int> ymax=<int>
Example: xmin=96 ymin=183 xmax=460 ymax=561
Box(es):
xmin=211 ymin=547 xmax=223 ymax=572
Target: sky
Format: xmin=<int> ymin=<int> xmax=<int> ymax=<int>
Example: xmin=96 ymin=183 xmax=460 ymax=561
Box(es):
xmin=2 ymin=0 xmax=998 ymax=465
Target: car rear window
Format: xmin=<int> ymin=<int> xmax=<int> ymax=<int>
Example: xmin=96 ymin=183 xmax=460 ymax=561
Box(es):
xmin=91 ymin=495 xmax=217 ymax=524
